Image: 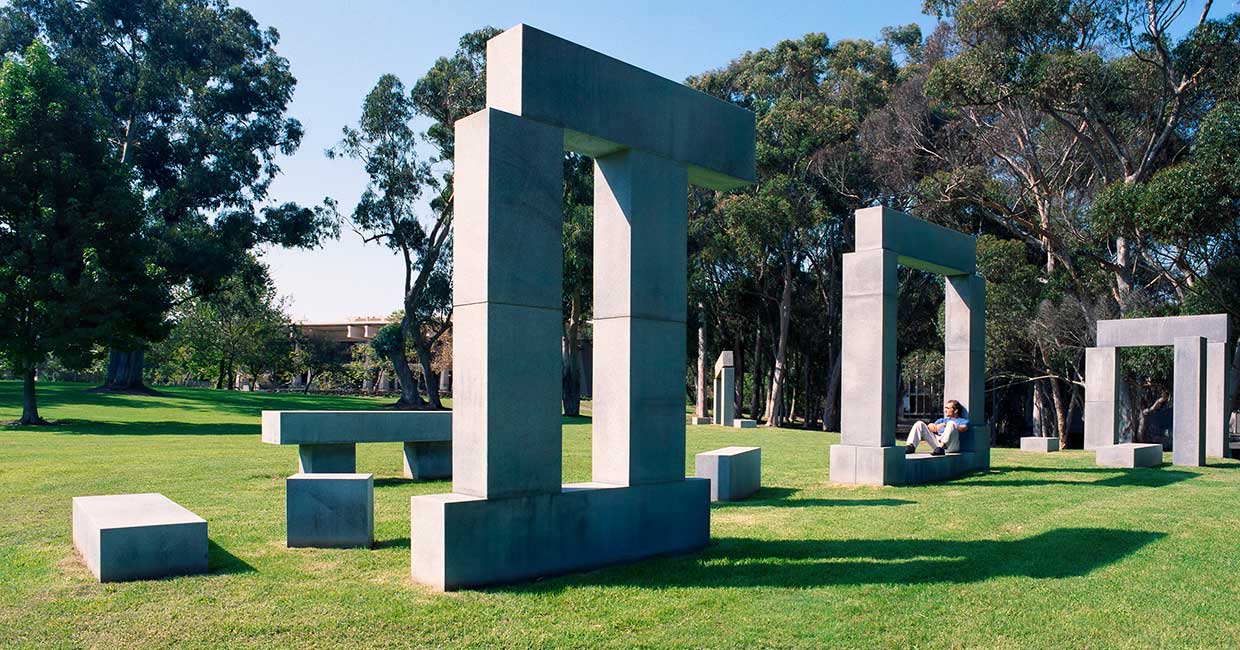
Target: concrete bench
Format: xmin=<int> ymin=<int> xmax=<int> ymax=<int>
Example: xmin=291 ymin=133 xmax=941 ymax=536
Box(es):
xmin=261 ymin=410 xmax=451 ymax=479
xmin=695 ymin=446 xmax=761 ymax=501
xmin=732 ymin=419 xmax=757 ymax=429
xmin=903 ymin=452 xmax=979 ymax=484
xmin=286 ymin=473 xmax=374 ymax=548
xmin=72 ymin=493 xmax=207 ymax=582
xmin=1096 ymin=443 xmax=1163 ymax=468
xmin=1020 ymin=436 xmax=1060 ymax=452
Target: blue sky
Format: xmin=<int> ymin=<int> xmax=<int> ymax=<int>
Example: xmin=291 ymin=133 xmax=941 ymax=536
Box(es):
xmin=242 ymin=0 xmax=1218 ymax=322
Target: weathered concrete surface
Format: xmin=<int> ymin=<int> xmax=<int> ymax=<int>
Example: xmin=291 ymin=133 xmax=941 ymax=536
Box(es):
xmin=261 ymin=411 xmax=452 ymax=445
xmin=72 ymin=493 xmax=207 ymax=583
xmin=486 ymin=24 xmax=754 ymax=190
xmin=834 ymin=206 xmax=987 ymax=485
xmin=732 ymin=419 xmax=757 ymax=429
xmin=1084 ymin=347 xmax=1120 ymax=450
xmin=286 ymin=473 xmax=374 ymax=549
xmin=695 ymin=447 xmax=761 ymax=501
xmin=1020 ymin=436 xmax=1060 ymax=452
xmin=1173 ymin=336 xmax=1207 ymax=467
xmin=1096 ymin=314 xmax=1229 ymax=348
xmin=1096 ymin=443 xmax=1163 ymax=468
xmin=410 ymin=479 xmax=709 ymax=591
xmin=712 ymin=351 xmax=735 ymax=426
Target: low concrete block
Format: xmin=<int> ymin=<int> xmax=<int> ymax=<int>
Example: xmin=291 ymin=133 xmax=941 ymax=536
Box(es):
xmin=72 ymin=493 xmax=207 ymax=583
xmin=410 ymin=478 xmax=709 ymax=591
xmin=287 ymin=473 xmax=374 ymax=548
xmin=404 ymin=441 xmax=452 ymax=480
xmin=1096 ymin=443 xmax=1163 ymax=468
xmin=690 ymin=416 xmax=712 ymax=425
xmin=904 ymin=452 xmax=976 ymax=485
xmin=1020 ymin=437 xmax=1060 ymax=452
xmin=694 ymin=446 xmax=761 ymax=501
xmin=829 ymin=444 xmax=907 ymax=485
xmin=732 ymin=419 xmax=757 ymax=429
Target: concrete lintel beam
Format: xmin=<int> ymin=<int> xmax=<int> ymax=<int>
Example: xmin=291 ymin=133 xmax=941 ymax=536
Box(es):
xmin=853 ymin=206 xmax=976 ymax=275
xmin=1096 ymin=313 xmax=1230 ymax=347
xmin=485 ymin=24 xmax=755 ymax=190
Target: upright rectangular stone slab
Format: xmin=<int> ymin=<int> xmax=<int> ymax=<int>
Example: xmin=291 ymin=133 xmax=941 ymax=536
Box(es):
xmin=452 ymin=108 xmax=564 ymax=499
xmin=695 ymin=446 xmax=761 ymax=501
xmin=1206 ymin=341 xmax=1229 ymax=458
xmin=840 ymin=249 xmax=897 ymax=448
xmin=712 ymin=352 xmax=736 ymax=426
xmin=1173 ymin=336 xmax=1207 ymax=467
xmin=72 ymin=493 xmax=207 ymax=583
xmin=591 ymin=149 xmax=688 ymax=487
xmin=944 ymin=273 xmax=985 ymax=430
xmin=1084 ymin=347 xmax=1120 ymax=450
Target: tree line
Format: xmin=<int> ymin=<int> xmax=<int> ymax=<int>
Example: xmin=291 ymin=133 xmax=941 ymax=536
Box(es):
xmin=3 ymin=1 xmax=1238 ymax=445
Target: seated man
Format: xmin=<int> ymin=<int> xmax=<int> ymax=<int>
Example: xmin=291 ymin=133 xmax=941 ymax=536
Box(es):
xmin=905 ymin=400 xmax=969 ymax=456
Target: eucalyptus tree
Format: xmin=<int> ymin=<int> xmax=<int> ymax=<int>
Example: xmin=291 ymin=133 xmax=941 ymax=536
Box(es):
xmin=0 ymin=0 xmax=336 ymax=392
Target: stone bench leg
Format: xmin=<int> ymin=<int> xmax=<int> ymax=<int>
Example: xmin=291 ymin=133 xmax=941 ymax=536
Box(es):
xmin=297 ymin=444 xmax=356 ymax=473
xmin=403 ymin=441 xmax=452 ymax=480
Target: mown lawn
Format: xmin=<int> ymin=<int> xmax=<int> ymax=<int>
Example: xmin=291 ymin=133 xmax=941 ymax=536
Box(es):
xmin=1 ymin=381 xmax=1238 ymax=649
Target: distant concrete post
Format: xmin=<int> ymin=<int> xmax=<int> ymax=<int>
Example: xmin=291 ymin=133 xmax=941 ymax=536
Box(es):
xmin=1084 ymin=347 xmax=1120 ymax=450
xmin=712 ymin=351 xmax=735 ymax=426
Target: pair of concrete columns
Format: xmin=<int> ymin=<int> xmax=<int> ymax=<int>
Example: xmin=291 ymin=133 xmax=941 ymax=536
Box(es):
xmin=1085 ymin=314 xmax=1232 ymax=465
xmin=829 ymin=207 xmax=989 ymax=485
xmin=712 ymin=351 xmax=735 ymax=425
xmin=409 ymin=24 xmax=755 ymax=590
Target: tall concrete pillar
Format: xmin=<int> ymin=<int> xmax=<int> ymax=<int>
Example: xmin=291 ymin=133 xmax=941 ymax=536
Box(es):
xmin=944 ymin=274 xmax=986 ymax=427
xmin=712 ymin=351 xmax=735 ymax=426
xmin=592 ymin=149 xmax=688 ymax=486
xmin=839 ymin=249 xmax=898 ymax=447
xmin=1205 ymin=341 xmax=1229 ymax=458
xmin=1173 ymin=336 xmax=1207 ymax=467
xmin=450 ymin=108 xmax=565 ymax=499
xmin=1084 ymin=347 xmax=1120 ymax=450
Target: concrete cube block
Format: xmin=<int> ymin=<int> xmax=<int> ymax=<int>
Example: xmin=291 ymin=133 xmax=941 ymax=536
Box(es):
xmin=732 ymin=419 xmax=757 ymax=428
xmin=695 ymin=446 xmax=761 ymax=501
xmin=829 ymin=444 xmax=906 ymax=485
xmin=72 ymin=493 xmax=207 ymax=583
xmin=1096 ymin=443 xmax=1163 ymax=468
xmin=1020 ymin=436 xmax=1060 ymax=452
xmin=286 ymin=473 xmax=374 ymax=549
xmin=690 ymin=417 xmax=712 ymax=425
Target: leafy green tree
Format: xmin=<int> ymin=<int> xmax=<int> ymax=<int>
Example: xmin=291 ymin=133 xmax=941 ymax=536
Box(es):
xmin=0 ymin=43 xmax=149 ymax=424
xmin=0 ymin=0 xmax=337 ymax=392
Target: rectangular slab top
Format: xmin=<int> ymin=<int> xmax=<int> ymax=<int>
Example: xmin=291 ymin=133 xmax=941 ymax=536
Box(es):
xmin=714 ymin=350 xmax=735 ymax=374
xmin=485 ymin=24 xmax=755 ymax=190
xmin=1096 ymin=314 xmax=1230 ymax=347
xmin=72 ymin=493 xmax=205 ymax=529
xmin=698 ymin=446 xmax=760 ymax=457
xmin=854 ymin=206 xmax=976 ymax=275
xmin=261 ymin=410 xmax=452 ymax=445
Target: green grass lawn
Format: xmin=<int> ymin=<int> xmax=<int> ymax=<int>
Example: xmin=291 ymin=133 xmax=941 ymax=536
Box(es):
xmin=2 ymin=381 xmax=1238 ymax=649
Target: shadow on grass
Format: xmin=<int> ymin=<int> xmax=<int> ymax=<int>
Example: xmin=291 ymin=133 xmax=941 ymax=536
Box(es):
xmin=375 ymin=537 xmax=411 ymax=550
xmin=209 ymin=540 xmax=256 ymax=576
xmin=42 ymin=420 xmax=259 ymax=436
xmin=717 ymin=487 xmax=915 ymax=509
xmin=975 ymin=465 xmax=1196 ymax=488
xmin=508 ymin=527 xmax=1164 ymax=592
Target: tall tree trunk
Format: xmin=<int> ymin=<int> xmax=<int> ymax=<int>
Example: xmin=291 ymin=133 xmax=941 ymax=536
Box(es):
xmin=764 ymin=260 xmax=793 ymax=427
xmin=99 ymin=348 xmax=152 ymax=392
xmin=750 ymin=328 xmax=762 ymax=421
xmin=694 ymin=304 xmax=706 ymax=419
xmin=18 ymin=365 xmax=48 ymax=425
xmin=392 ymin=314 xmax=428 ymax=408
xmin=734 ymin=332 xmax=744 ymax=418
xmin=562 ymin=293 xmax=583 ymax=417
xmin=413 ymin=342 xmax=442 ymax=409
xmin=215 ymin=355 xmax=228 ymax=390
xmin=1049 ymin=377 xmax=1069 ymax=448
xmin=822 ymin=351 xmax=842 ymax=432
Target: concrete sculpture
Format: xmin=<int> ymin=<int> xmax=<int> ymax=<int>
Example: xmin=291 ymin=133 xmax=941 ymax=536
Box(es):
xmin=829 ymin=206 xmax=989 ymax=485
xmin=695 ymin=447 xmax=761 ymax=501
xmin=262 ymin=410 xmax=451 ymax=479
xmin=72 ymin=493 xmax=207 ymax=582
xmin=286 ymin=473 xmax=374 ymax=548
xmin=1085 ymin=314 xmax=1231 ymax=466
xmin=711 ymin=351 xmax=735 ymax=426
xmin=408 ymin=24 xmax=755 ymax=590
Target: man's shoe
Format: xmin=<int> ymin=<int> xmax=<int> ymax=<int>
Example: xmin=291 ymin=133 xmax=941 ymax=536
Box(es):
xmin=905 ymin=444 xmax=916 ymax=454
xmin=931 ymin=446 xmax=946 ymax=456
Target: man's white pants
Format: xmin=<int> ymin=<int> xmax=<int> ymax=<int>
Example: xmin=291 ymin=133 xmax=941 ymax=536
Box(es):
xmin=906 ymin=421 xmax=960 ymax=453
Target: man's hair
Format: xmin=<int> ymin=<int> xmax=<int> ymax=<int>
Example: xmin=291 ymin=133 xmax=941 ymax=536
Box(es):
xmin=945 ymin=400 xmax=963 ymax=416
